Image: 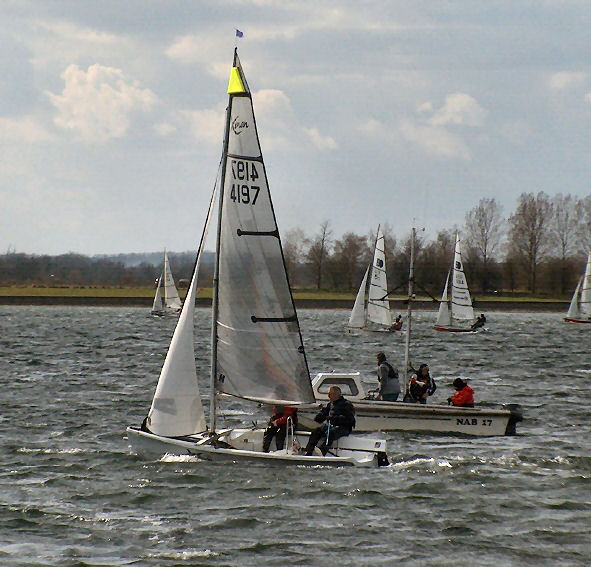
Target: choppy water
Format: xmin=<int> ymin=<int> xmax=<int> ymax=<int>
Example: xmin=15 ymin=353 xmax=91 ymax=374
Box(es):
xmin=0 ymin=306 xmax=589 ymax=566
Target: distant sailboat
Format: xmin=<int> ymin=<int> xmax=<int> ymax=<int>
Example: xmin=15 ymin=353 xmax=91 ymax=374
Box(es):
xmin=151 ymin=250 xmax=182 ymax=316
xmin=565 ymin=251 xmax=591 ymax=324
xmin=348 ymin=225 xmax=396 ymax=332
xmin=434 ymin=234 xmax=480 ymax=333
xmin=127 ymin=48 xmax=388 ymax=467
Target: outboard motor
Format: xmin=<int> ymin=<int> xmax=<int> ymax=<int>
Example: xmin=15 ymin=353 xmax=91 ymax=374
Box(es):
xmin=504 ymin=403 xmax=523 ymax=435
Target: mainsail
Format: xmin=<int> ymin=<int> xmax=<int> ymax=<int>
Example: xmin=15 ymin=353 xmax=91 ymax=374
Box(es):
xmin=449 ymin=234 xmax=474 ymax=321
xmin=163 ymin=250 xmax=182 ymax=311
xmin=213 ymin=51 xmax=314 ymax=405
xmin=146 ymin=186 xmax=218 ymax=436
xmin=580 ymin=252 xmax=591 ymax=318
xmin=348 ymin=225 xmax=391 ymax=330
xmin=367 ymin=225 xmax=392 ymax=327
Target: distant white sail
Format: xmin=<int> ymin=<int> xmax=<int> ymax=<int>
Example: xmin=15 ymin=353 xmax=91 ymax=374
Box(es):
xmin=151 ymin=275 xmax=163 ymax=313
xmin=349 ymin=265 xmax=369 ymax=329
xmin=566 ymin=277 xmax=582 ymax=319
xmin=580 ymin=252 xmax=591 ymax=318
xmin=435 ymin=272 xmax=451 ymax=327
xmin=567 ymin=252 xmax=591 ymax=321
xmin=367 ymin=225 xmax=392 ymax=327
xmin=214 ymin=53 xmax=315 ymax=405
xmin=450 ymin=234 xmax=474 ymax=321
xmin=163 ymin=251 xmax=182 ymax=311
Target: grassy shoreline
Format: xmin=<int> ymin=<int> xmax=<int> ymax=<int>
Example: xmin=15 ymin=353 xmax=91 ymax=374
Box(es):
xmin=0 ymin=286 xmax=570 ymax=311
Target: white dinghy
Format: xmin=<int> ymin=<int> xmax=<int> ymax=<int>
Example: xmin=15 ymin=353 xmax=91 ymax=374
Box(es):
xmin=434 ymin=234 xmax=481 ymax=333
xmin=151 ymin=250 xmax=183 ymax=316
xmin=299 ymin=227 xmax=522 ymax=436
xmin=564 ymin=251 xmax=591 ymax=324
xmin=348 ymin=225 xmax=398 ymax=332
xmin=127 ymin=49 xmax=388 ymax=467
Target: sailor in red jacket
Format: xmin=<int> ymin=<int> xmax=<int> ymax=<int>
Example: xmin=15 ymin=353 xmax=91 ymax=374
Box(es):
xmin=447 ymin=378 xmax=475 ymax=407
xmin=262 ymin=406 xmax=298 ymax=452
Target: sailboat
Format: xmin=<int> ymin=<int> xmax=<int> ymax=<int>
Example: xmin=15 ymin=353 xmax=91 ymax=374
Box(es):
xmin=151 ymin=250 xmax=183 ymax=316
xmin=299 ymin=227 xmax=522 ymax=436
xmin=564 ymin=251 xmax=591 ymax=324
xmin=348 ymin=225 xmax=397 ymax=332
xmin=127 ymin=49 xmax=388 ymax=467
xmin=433 ymin=234 xmax=480 ymax=333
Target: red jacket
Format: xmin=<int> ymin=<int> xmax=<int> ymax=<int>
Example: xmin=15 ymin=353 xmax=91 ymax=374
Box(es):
xmin=450 ymin=385 xmax=474 ymax=407
xmin=270 ymin=406 xmax=297 ymax=427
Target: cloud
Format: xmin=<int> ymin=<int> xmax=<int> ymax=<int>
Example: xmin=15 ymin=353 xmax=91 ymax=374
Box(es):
xmin=47 ymin=64 xmax=157 ymax=142
xmin=0 ymin=116 xmax=53 ymax=143
xmin=399 ymin=118 xmax=470 ymax=160
xmin=182 ymin=106 xmax=226 ymax=144
xmin=398 ymin=93 xmax=486 ymax=160
xmin=428 ymin=93 xmax=487 ymax=127
xmin=549 ymin=71 xmax=587 ymax=90
xmin=303 ymin=127 xmax=337 ymax=150
xmin=254 ymin=89 xmax=337 ymax=151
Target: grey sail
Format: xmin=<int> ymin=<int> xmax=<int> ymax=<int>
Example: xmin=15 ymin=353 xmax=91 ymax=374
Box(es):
xmin=214 ymin=51 xmax=314 ymax=405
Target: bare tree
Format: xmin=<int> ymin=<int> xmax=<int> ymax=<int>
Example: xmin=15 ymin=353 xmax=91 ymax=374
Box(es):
xmin=579 ymin=195 xmax=591 ymax=253
xmin=508 ymin=192 xmax=553 ymax=293
xmin=549 ymin=194 xmax=582 ymax=294
xmin=283 ymin=227 xmax=306 ymax=287
xmin=464 ymin=198 xmax=504 ymax=292
xmin=305 ymin=221 xmax=332 ymax=290
xmin=330 ymin=232 xmax=369 ymax=290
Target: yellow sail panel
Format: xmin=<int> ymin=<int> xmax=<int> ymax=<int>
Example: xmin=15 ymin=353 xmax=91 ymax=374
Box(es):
xmin=228 ymin=67 xmax=246 ymax=94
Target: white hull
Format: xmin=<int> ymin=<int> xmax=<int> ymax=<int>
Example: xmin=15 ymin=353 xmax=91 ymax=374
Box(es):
xmin=299 ymin=402 xmax=521 ymax=436
xmin=308 ymin=373 xmax=522 ymax=436
xmin=126 ymin=426 xmax=388 ymax=467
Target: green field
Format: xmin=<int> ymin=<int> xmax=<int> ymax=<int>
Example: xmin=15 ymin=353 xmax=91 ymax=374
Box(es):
xmin=0 ymin=285 xmax=569 ymax=304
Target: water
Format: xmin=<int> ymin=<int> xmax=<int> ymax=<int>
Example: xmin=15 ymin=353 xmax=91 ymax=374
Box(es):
xmin=0 ymin=306 xmax=589 ymax=566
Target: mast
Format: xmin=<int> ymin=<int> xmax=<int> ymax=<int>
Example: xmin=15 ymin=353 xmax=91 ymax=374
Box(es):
xmin=209 ymin=49 xmax=237 ymax=433
xmin=403 ymin=225 xmax=416 ymax=395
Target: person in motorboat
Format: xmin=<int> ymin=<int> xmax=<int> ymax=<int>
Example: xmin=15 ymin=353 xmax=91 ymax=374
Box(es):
xmin=370 ymin=352 xmax=401 ymax=401
xmin=447 ymin=378 xmax=475 ymax=407
xmin=262 ymin=406 xmax=297 ymax=452
xmin=304 ymin=386 xmax=356 ymax=456
xmin=403 ymin=363 xmax=436 ymax=404
xmin=390 ymin=314 xmax=403 ymax=331
xmin=471 ymin=313 xmax=486 ymax=331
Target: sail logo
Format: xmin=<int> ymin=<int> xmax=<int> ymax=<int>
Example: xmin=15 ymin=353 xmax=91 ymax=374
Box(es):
xmin=232 ymin=116 xmax=248 ymax=135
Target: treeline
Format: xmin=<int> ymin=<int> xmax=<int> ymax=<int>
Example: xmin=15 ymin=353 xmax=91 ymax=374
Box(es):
xmin=281 ymin=192 xmax=591 ymax=297
xmin=1 ymin=192 xmax=589 ymax=297
xmin=0 ymin=251 xmax=211 ymax=288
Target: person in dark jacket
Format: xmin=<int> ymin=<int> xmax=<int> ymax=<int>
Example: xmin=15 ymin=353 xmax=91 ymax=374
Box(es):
xmin=403 ymin=363 xmax=436 ymax=404
xmin=262 ymin=406 xmax=297 ymax=452
xmin=376 ymin=352 xmax=401 ymax=401
xmin=471 ymin=313 xmax=486 ymax=331
xmin=304 ymin=386 xmax=356 ymax=456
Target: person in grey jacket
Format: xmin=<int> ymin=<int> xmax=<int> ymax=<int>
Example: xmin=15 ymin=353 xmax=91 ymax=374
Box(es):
xmin=376 ymin=352 xmax=401 ymax=401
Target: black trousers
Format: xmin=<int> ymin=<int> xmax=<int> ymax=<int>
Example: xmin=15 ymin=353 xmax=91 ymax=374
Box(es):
xmin=262 ymin=425 xmax=287 ymax=452
xmin=304 ymin=424 xmax=350 ymax=456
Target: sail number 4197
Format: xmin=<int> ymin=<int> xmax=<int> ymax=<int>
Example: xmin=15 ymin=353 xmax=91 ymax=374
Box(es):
xmin=230 ymin=159 xmax=260 ymax=205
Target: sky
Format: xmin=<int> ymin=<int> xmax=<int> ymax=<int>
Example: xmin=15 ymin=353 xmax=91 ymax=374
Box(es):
xmin=1 ymin=1 xmax=591 ymax=255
